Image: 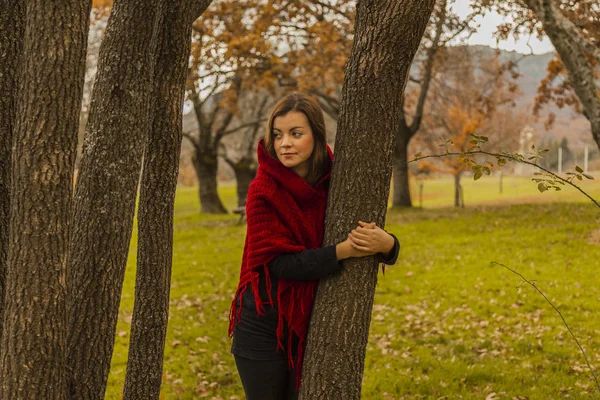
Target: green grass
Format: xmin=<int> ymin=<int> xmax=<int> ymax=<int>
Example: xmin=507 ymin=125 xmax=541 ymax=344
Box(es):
xmin=106 ymin=176 xmax=600 ymax=399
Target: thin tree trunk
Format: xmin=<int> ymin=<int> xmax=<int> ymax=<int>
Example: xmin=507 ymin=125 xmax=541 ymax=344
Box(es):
xmin=121 ymin=0 xmax=210 ymax=397
xmin=0 ymin=1 xmax=91 ymax=398
xmin=193 ymin=151 xmax=227 ymax=213
xmin=392 ymin=130 xmax=412 ymax=207
xmin=299 ymin=1 xmax=435 ymax=398
xmin=454 ymin=172 xmax=462 ymax=208
xmin=0 ymin=0 xmax=25 ymax=343
xmin=392 ymin=3 xmax=445 ymax=208
xmin=67 ymin=1 xmax=163 ymax=398
xmin=232 ymin=162 xmax=257 ymax=207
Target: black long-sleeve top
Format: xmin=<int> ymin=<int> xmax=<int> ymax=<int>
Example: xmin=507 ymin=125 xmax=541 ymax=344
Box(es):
xmin=231 ymin=235 xmax=400 ymax=361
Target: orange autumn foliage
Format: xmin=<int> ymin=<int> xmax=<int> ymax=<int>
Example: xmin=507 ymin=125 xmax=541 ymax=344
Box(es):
xmin=187 ymin=0 xmax=354 ymax=114
xmin=423 ymin=48 xmax=521 ymax=177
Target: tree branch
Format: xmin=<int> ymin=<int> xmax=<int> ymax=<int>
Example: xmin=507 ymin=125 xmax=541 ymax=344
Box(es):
xmin=541 ymin=0 xmax=600 ymax=63
xmin=492 ymin=262 xmax=600 ymax=392
xmin=410 ymin=150 xmax=600 ymax=208
xmin=190 ymin=0 xmax=213 ymax=20
xmin=220 ymin=118 xmax=267 ymax=137
xmin=182 ymin=130 xmax=200 ymax=148
xmin=409 ymin=0 xmax=446 ymax=135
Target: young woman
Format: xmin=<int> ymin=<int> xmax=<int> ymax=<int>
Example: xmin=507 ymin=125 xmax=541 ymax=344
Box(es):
xmin=228 ymin=93 xmax=399 ymax=400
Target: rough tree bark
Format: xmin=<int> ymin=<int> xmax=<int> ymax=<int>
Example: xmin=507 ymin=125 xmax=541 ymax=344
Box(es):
xmin=121 ymin=0 xmax=212 ymax=398
xmin=299 ymin=1 xmax=435 ymax=398
xmin=0 ymin=0 xmax=25 ymax=343
xmin=66 ymin=1 xmax=163 ymax=398
xmin=392 ymin=0 xmax=446 ymax=208
xmin=524 ymin=0 xmax=600 ymax=149
xmin=0 ymin=1 xmax=91 ymax=398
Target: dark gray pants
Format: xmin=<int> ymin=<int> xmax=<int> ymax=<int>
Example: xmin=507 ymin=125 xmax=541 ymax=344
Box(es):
xmin=234 ymin=355 xmax=298 ymax=400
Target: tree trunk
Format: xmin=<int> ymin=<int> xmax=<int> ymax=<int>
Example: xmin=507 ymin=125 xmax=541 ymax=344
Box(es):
xmin=193 ymin=151 xmax=227 ymax=214
xmin=392 ymin=2 xmax=445 ymax=209
xmin=232 ymin=161 xmax=257 ymax=207
xmin=121 ymin=1 xmax=212 ymax=398
xmin=0 ymin=1 xmax=91 ymax=398
xmin=299 ymin=1 xmax=435 ymax=399
xmin=0 ymin=0 xmax=25 ymax=343
xmin=454 ymin=172 xmax=462 ymax=208
xmin=392 ymin=128 xmax=412 ymax=207
xmin=67 ymin=1 xmax=163 ymax=398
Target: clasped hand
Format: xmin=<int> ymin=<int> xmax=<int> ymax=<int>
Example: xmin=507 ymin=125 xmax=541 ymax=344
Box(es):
xmin=346 ymin=221 xmax=394 ymax=258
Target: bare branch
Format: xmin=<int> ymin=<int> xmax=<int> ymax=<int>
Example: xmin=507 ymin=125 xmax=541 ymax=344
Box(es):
xmin=182 ymin=130 xmax=199 ymax=147
xmin=220 ymin=119 xmax=267 ymax=137
xmin=410 ymin=150 xmax=600 ymax=208
xmin=409 ymin=0 xmax=447 ymax=135
xmin=492 ymin=262 xmax=600 ymax=392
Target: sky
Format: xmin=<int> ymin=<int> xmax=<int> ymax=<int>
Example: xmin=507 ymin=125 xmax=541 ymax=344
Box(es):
xmin=451 ymin=0 xmax=555 ymax=55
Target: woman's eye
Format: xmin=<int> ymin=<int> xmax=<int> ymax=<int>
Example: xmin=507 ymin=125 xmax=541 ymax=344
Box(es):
xmin=292 ymin=131 xmax=302 ymax=137
xmin=273 ymin=133 xmax=281 ymax=139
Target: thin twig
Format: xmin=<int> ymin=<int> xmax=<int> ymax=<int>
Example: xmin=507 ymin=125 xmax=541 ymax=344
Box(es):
xmin=492 ymin=262 xmax=600 ymax=393
xmin=409 ymin=151 xmax=600 ymax=209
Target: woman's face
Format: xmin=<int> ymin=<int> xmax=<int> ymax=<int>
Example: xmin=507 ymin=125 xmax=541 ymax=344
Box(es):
xmin=272 ymin=111 xmax=315 ymax=179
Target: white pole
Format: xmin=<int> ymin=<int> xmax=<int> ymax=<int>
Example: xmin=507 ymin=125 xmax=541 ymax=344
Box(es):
xmin=558 ymin=147 xmax=563 ymax=175
xmin=584 ymin=146 xmax=589 ymax=173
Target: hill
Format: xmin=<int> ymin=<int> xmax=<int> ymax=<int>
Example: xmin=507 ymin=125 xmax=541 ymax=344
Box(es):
xmin=465 ymin=45 xmax=592 ymax=149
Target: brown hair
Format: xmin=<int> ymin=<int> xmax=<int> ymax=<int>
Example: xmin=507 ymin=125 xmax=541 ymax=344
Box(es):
xmin=264 ymin=93 xmax=328 ymax=185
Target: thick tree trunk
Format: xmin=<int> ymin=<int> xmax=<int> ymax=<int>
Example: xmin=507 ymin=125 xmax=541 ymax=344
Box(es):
xmin=392 ymin=129 xmax=412 ymax=207
xmin=0 ymin=0 xmax=25 ymax=343
xmin=299 ymin=1 xmax=435 ymax=399
xmin=67 ymin=1 xmax=163 ymax=398
xmin=121 ymin=1 xmax=211 ymax=398
xmin=232 ymin=161 xmax=257 ymax=207
xmin=193 ymin=151 xmax=227 ymax=214
xmin=0 ymin=1 xmax=91 ymax=398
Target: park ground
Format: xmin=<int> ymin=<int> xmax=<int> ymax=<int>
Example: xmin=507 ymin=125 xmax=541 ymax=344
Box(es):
xmin=106 ymin=174 xmax=600 ymax=399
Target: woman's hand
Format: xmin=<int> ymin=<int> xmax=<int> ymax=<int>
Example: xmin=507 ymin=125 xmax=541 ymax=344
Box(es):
xmin=335 ymin=237 xmax=375 ymax=261
xmin=348 ymin=221 xmax=395 ymax=256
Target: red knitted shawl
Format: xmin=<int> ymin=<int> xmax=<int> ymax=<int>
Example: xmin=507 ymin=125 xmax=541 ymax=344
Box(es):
xmin=229 ymin=138 xmax=333 ymax=385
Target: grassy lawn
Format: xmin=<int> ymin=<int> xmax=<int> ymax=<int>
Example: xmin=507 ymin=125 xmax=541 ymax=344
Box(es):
xmin=106 ymin=175 xmax=600 ymax=399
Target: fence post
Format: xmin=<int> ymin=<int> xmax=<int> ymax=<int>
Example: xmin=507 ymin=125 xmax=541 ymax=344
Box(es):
xmin=558 ymin=147 xmax=563 ymax=175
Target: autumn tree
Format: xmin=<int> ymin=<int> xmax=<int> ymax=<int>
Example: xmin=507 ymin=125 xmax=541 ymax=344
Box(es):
xmin=184 ymin=0 xmax=283 ymax=213
xmin=286 ymin=1 xmax=354 ymax=118
xmin=183 ymin=76 xmax=241 ymax=214
xmin=485 ymin=0 xmax=600 ymax=149
xmin=422 ymin=48 xmax=521 ymax=207
xmin=0 ymin=0 xmax=25 ymax=342
xmin=392 ymin=0 xmax=484 ymax=207
xmin=0 ymin=1 xmax=92 ymax=398
xmin=219 ymin=90 xmax=271 ymax=207
xmin=183 ymin=0 xmax=359 ymax=213
xmin=122 ymin=1 xmax=213 ymax=398
xmin=299 ymin=0 xmax=435 ymax=398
